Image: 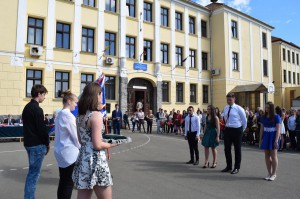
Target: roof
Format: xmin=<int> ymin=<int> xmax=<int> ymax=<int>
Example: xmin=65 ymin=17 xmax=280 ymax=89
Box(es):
xmin=180 ymin=0 xmax=210 ymax=12
xmin=272 ymin=36 xmax=300 ymax=50
xmin=230 ymin=84 xmax=268 ymax=93
xmin=206 ymin=3 xmax=274 ymax=30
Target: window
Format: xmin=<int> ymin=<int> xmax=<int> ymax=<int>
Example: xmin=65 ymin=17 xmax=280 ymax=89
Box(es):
xmin=293 ymin=72 xmax=296 ymax=84
xmin=202 ymin=52 xmax=208 ymax=70
xmin=106 ymin=0 xmax=116 ymax=12
xmin=56 ymin=23 xmax=70 ymax=49
xmin=161 ymin=7 xmax=169 ymax=27
xmin=203 ymin=85 xmax=209 ymax=104
xmin=201 ymin=20 xmax=207 ymax=37
xmin=288 ymin=71 xmax=291 ymax=83
xmin=27 ymin=17 xmax=44 ymax=45
xmin=144 ymin=2 xmax=152 ymax=22
xmin=297 ymin=73 xmax=299 ymax=85
xmin=81 ymin=74 xmax=94 ymax=93
xmin=175 ymin=12 xmax=182 ymax=31
xmin=83 ymin=0 xmax=95 ymax=7
xmin=126 ymin=36 xmax=135 ymax=59
xmin=190 ymin=84 xmax=196 ymax=103
xmin=176 ymin=46 xmax=183 ymax=66
xmin=162 ymin=81 xmax=169 ymax=102
xmin=143 ymin=40 xmax=152 ymax=61
xmin=161 ymin=43 xmax=168 ymax=64
xmin=283 ymin=48 xmax=286 ymax=61
xmin=82 ymin=28 xmax=94 ymax=53
xmin=105 ymin=32 xmax=116 ymax=56
xmin=176 ymin=83 xmax=184 ymax=103
xmin=231 ymin=20 xmax=238 ymax=38
xmin=190 ymin=49 xmax=196 ymax=68
xmin=55 ymin=72 xmax=69 ymax=98
xmin=283 ymin=69 xmax=287 ymax=83
xmin=297 ymin=54 xmax=299 ymax=65
xmin=189 ymin=16 xmax=195 ymax=34
xmin=262 ymin=32 xmax=267 ymax=48
xmin=105 ymin=76 xmax=116 ymax=100
xmin=232 ymin=52 xmax=239 ymax=70
xmin=288 ymin=50 xmax=290 ymax=62
xmin=292 ymin=52 xmax=295 ymax=64
xmin=126 ymin=0 xmax=135 ymax=17
xmin=263 ymin=60 xmax=268 ymax=76
xmin=26 ymin=70 xmax=42 ymax=97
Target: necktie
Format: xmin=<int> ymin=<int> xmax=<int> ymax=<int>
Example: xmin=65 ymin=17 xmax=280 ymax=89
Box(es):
xmin=189 ymin=116 xmax=192 ymax=133
xmin=226 ymin=106 xmax=232 ymax=125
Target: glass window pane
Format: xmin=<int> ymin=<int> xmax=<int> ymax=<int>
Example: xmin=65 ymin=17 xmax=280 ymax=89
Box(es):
xmin=56 ymin=33 xmax=62 ymax=48
xmin=82 ymin=28 xmax=87 ymax=36
xmin=36 ymin=19 xmax=43 ymax=27
xmin=81 ymin=74 xmax=86 ymax=82
xmin=111 ymin=0 xmax=116 ymax=11
xmin=27 ymin=80 xmax=33 ymax=96
xmin=63 ymin=34 xmax=70 ymax=48
xmin=62 ymin=82 xmax=69 ymax=91
xmin=28 ymin=28 xmax=35 ymax=44
xmin=82 ymin=37 xmax=87 ymax=51
xmin=88 ymin=38 xmax=94 ymax=52
xmin=28 ymin=18 xmax=35 ymax=26
xmin=27 ymin=70 xmax=34 ymax=78
xmin=63 ymin=24 xmax=70 ymax=32
xmin=57 ymin=23 xmax=62 ymax=31
xmin=88 ymin=29 xmax=94 ymax=37
xmin=81 ymin=83 xmax=86 ymax=93
xmin=63 ymin=73 xmax=68 ymax=80
xmin=87 ymin=75 xmax=93 ymax=82
xmin=36 ymin=29 xmax=43 ymax=45
xmin=35 ymin=80 xmax=41 ymax=85
xmin=35 ymin=71 xmax=42 ymax=78
xmin=56 ymin=82 xmax=61 ymax=97
xmin=56 ymin=72 xmax=61 ymax=80
xmin=110 ymin=42 xmax=115 ymax=55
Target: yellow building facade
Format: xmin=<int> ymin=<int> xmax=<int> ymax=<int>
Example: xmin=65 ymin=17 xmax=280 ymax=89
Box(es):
xmin=0 ymin=0 xmax=275 ymax=116
xmin=272 ymin=36 xmax=300 ymax=109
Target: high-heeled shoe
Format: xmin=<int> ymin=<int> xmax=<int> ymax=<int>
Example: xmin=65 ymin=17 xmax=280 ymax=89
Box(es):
xmin=210 ymin=162 xmax=217 ymax=168
xmin=202 ymin=162 xmax=209 ymax=168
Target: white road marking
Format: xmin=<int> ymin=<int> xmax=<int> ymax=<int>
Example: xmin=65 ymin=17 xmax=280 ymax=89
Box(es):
xmin=46 ymin=164 xmax=53 ymax=167
xmin=23 ymin=167 xmax=29 ymax=170
xmin=10 ymin=169 xmax=17 ymax=171
xmin=0 ymin=149 xmax=25 ymax=154
xmin=0 ymin=170 xmax=4 ymax=172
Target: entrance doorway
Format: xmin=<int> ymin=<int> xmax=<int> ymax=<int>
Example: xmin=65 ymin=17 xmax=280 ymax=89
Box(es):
xmin=127 ymin=78 xmax=156 ymax=116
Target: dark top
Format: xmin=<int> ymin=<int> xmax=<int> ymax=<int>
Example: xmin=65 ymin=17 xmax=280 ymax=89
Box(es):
xmin=296 ymin=117 xmax=300 ymax=132
xmin=112 ymin=109 xmax=122 ymax=123
xmin=22 ymin=99 xmax=49 ymax=147
xmin=123 ymin=114 xmax=129 ymax=121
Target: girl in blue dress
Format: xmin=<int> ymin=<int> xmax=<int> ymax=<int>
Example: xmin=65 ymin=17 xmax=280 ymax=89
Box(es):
xmin=259 ymin=102 xmax=281 ymax=181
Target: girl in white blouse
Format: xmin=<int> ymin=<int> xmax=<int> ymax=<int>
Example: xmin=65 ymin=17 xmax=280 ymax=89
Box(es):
xmin=54 ymin=90 xmax=81 ymax=199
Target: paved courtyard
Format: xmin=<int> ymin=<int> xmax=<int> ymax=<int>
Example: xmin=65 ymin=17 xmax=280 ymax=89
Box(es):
xmin=0 ymin=130 xmax=299 ymax=199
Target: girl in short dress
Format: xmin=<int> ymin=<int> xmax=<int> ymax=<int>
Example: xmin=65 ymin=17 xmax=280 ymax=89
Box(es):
xmin=72 ymin=82 xmax=119 ymax=199
xmin=259 ymin=102 xmax=281 ymax=181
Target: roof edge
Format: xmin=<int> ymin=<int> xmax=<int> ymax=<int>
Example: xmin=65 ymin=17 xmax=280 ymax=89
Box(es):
xmin=272 ymin=36 xmax=300 ymax=50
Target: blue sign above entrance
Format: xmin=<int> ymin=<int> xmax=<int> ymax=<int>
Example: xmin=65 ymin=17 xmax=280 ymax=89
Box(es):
xmin=134 ymin=62 xmax=147 ymax=71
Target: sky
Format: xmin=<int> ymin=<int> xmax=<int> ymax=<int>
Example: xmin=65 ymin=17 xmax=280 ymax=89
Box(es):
xmin=193 ymin=0 xmax=300 ymax=46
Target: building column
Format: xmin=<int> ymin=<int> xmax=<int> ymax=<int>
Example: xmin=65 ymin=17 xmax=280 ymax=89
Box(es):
xmin=259 ymin=27 xmax=263 ymax=82
xmin=197 ymin=11 xmax=202 ymax=84
xmin=73 ymin=0 xmax=82 ymax=63
xmin=119 ymin=76 xmax=128 ymax=114
xmin=249 ymin=22 xmax=254 ymax=81
xmin=238 ymin=17 xmax=243 ymax=79
xmin=170 ymin=1 xmax=175 ymax=81
xmin=156 ymin=81 xmax=162 ymax=111
xmin=138 ymin=0 xmax=144 ymax=62
xmin=97 ymin=0 xmax=105 ymax=69
xmin=227 ymin=12 xmax=232 ymax=78
xmin=46 ymin=0 xmax=55 ymax=61
xmin=184 ymin=6 xmax=190 ymax=81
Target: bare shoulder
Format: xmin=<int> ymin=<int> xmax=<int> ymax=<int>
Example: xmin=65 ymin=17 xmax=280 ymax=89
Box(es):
xmin=90 ymin=111 xmax=102 ymax=122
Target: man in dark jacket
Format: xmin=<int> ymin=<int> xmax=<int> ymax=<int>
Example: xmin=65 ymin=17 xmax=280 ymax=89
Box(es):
xmin=22 ymin=84 xmax=49 ymax=199
xmin=112 ymin=104 xmax=122 ymax=135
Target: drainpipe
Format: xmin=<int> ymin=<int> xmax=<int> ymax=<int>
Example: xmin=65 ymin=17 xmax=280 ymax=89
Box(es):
xmin=209 ymin=10 xmax=213 ymax=105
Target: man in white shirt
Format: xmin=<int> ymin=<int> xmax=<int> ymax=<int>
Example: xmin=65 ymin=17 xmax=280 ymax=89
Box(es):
xmin=136 ymin=99 xmax=143 ymax=111
xmin=288 ymin=109 xmax=297 ymax=150
xmin=221 ymin=93 xmax=247 ymax=174
xmin=185 ymin=106 xmax=201 ymax=165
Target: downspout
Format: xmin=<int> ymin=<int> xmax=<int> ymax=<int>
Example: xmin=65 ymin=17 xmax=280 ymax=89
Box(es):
xmin=209 ymin=10 xmax=213 ymax=104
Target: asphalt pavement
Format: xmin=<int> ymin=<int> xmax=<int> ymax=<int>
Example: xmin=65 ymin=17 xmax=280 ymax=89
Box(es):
xmin=0 ymin=130 xmax=299 ymax=199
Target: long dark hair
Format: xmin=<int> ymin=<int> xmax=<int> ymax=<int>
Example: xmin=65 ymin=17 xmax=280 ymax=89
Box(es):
xmin=207 ymin=105 xmax=216 ymax=127
xmin=215 ymin=107 xmax=221 ymax=119
xmin=275 ymin=106 xmax=282 ymax=117
xmin=265 ymin=102 xmax=275 ymax=123
xmin=78 ymin=82 xmax=102 ymax=115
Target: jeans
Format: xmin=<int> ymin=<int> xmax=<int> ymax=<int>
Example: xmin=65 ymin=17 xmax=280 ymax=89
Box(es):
xmin=24 ymin=145 xmax=47 ymax=199
xmin=113 ymin=121 xmax=121 ymax=135
xmin=57 ymin=164 xmax=75 ymax=199
xmin=132 ymin=121 xmax=136 ymax=132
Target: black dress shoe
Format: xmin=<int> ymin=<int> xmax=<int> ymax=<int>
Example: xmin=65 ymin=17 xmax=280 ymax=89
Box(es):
xmin=193 ymin=161 xmax=199 ymax=165
xmin=231 ymin=169 xmax=239 ymax=174
xmin=186 ymin=160 xmax=194 ymax=164
xmin=221 ymin=167 xmax=232 ymax=172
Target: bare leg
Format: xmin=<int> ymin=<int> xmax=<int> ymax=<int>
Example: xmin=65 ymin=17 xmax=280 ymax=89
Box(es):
xmin=264 ymin=150 xmax=272 ymax=176
xmin=94 ymin=186 xmax=112 ymax=199
xmin=211 ymin=148 xmax=217 ymax=164
xmin=270 ymin=150 xmax=278 ymax=176
xmin=77 ymin=189 xmax=93 ymax=199
xmin=204 ymin=147 xmax=209 ymax=163
xmin=280 ymin=135 xmax=284 ymax=149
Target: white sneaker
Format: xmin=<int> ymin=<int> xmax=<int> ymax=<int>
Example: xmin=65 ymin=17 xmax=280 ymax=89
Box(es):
xmin=264 ymin=175 xmax=270 ymax=180
xmin=268 ymin=175 xmax=276 ymax=181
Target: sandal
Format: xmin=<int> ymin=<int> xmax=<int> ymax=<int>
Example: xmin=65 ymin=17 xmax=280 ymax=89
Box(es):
xmin=202 ymin=162 xmax=209 ymax=168
xmin=210 ymin=162 xmax=217 ymax=168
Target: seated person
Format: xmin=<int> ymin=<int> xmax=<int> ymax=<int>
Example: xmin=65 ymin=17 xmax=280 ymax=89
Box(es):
xmin=4 ymin=114 xmax=15 ymax=125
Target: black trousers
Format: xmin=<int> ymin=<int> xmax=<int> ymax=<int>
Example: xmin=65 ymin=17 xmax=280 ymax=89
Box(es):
xmin=187 ymin=132 xmax=199 ymax=162
xmin=147 ymin=121 xmax=152 ymax=133
xmin=289 ymin=130 xmax=297 ymax=149
xmin=124 ymin=120 xmax=130 ymax=130
xmin=139 ymin=119 xmax=146 ymax=132
xmin=224 ymin=127 xmax=243 ymax=170
xmin=57 ymin=163 xmax=75 ymax=199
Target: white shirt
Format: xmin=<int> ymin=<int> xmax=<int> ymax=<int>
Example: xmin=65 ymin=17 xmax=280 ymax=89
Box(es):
xmin=222 ymin=103 xmax=247 ymax=130
xmin=54 ymin=109 xmax=81 ymax=168
xmin=184 ymin=113 xmax=201 ymax=136
xmin=197 ymin=114 xmax=202 ymax=126
xmin=137 ymin=112 xmax=144 ymax=119
xmin=288 ymin=115 xmax=296 ymax=131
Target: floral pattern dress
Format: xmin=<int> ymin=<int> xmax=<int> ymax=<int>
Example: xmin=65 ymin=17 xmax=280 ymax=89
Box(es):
xmin=72 ymin=112 xmax=113 ymax=189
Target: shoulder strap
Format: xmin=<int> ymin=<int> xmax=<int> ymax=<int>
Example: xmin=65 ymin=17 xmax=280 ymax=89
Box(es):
xmin=85 ymin=112 xmax=93 ymax=128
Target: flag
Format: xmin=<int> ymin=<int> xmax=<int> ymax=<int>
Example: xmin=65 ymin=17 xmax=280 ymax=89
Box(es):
xmin=182 ymin=55 xmax=190 ymax=63
xmin=96 ymin=73 xmax=107 ymax=117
